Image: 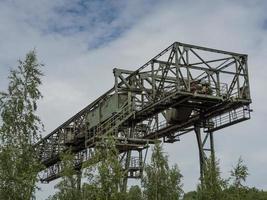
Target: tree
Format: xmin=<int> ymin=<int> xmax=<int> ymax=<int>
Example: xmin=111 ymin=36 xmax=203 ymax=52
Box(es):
xmin=127 ymin=185 xmax=143 ymax=200
xmin=0 ymin=51 xmax=43 ymax=200
xmin=48 ymin=151 xmax=82 ymax=200
xmin=142 ymin=142 xmax=183 ymax=200
xmin=196 ymin=157 xmax=227 ymax=200
xmin=230 ymin=157 xmax=249 ymax=189
xmin=82 ymin=135 xmax=126 ymax=200
xmin=48 ymin=136 xmax=128 ymax=200
xmin=182 ymin=191 xmax=197 ymax=200
xmin=223 ymin=157 xmax=249 ymax=200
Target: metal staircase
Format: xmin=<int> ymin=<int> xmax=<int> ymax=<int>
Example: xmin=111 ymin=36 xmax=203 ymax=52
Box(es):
xmin=85 ymin=103 xmax=135 ymax=147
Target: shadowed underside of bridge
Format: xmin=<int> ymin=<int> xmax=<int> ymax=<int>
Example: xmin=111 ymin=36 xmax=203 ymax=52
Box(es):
xmin=36 ymin=42 xmax=252 ymax=185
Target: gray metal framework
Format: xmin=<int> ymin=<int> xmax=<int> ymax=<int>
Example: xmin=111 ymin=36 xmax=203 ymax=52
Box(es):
xmin=36 ymin=42 xmax=252 ymax=186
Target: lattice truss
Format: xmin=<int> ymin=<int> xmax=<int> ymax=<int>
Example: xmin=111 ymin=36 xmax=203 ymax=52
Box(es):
xmin=36 ymin=42 xmax=252 ymax=183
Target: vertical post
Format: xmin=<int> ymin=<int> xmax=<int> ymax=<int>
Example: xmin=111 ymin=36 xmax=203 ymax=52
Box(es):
xmin=216 ymin=72 xmax=220 ymax=96
xmin=195 ymin=124 xmax=216 ymax=186
xmin=122 ymin=150 xmax=131 ymax=192
xmin=127 ymin=74 xmax=132 ymax=111
xmin=76 ymin=169 xmax=82 ymax=191
xmin=152 ymin=62 xmax=156 ymax=100
xmin=175 ymin=43 xmax=180 ymax=91
xmin=194 ymin=125 xmax=205 ymax=182
xmin=139 ymin=150 xmax=143 ymax=176
xmin=141 ymin=78 xmax=144 ymax=108
xmin=114 ymin=68 xmax=119 ymax=110
xmin=244 ymin=55 xmax=251 ymax=99
xmin=185 ymin=47 xmax=190 ymax=92
xmin=209 ymin=132 xmax=215 ymax=170
xmin=122 ymin=125 xmax=134 ymax=192
xmin=235 ymin=58 xmax=240 ymax=98
xmin=156 ymin=114 xmax=159 ymax=131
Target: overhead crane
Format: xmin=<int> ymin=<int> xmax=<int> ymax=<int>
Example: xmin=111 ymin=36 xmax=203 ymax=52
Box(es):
xmin=36 ymin=42 xmax=252 ymax=185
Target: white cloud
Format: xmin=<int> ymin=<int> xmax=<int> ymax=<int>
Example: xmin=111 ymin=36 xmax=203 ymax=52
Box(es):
xmin=0 ymin=0 xmax=266 ymax=199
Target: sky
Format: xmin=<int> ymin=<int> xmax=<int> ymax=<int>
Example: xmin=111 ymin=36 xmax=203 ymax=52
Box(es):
xmin=0 ymin=0 xmax=266 ymax=199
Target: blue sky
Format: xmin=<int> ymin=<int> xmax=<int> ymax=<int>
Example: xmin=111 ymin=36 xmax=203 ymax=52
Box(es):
xmin=16 ymin=0 xmax=158 ymax=48
xmin=41 ymin=0 xmax=129 ymax=47
xmin=0 ymin=0 xmax=267 ymax=199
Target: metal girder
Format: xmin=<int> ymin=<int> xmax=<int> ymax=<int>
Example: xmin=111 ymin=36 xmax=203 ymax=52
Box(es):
xmin=35 ymin=42 xmax=252 ymax=184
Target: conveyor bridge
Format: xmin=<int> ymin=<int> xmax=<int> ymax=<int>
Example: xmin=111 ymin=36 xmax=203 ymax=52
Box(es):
xmin=36 ymin=42 xmax=252 ymax=184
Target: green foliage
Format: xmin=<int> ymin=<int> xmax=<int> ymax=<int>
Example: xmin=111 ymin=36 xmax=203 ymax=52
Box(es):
xmin=183 ymin=191 xmax=197 ymax=200
xmin=224 ymin=157 xmax=250 ymax=200
xmin=184 ymin=188 xmax=267 ymax=200
xmin=0 ymin=51 xmax=43 ymax=200
xmin=81 ymin=182 xmax=98 ymax=200
xmin=48 ymin=151 xmax=81 ymax=200
xmin=183 ymin=157 xmax=267 ymax=200
xmin=50 ymin=136 xmax=126 ymax=200
xmin=142 ymin=142 xmax=183 ymax=200
xmin=126 ymin=185 xmax=143 ymax=200
xmin=83 ymin=136 xmax=125 ymax=200
xmin=197 ymin=157 xmax=228 ymax=200
xmin=223 ymin=186 xmax=267 ymax=200
xmin=230 ymin=157 xmax=249 ymax=188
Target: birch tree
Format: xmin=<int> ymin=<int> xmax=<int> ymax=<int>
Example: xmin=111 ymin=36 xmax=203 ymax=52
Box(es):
xmin=0 ymin=51 xmax=43 ymax=200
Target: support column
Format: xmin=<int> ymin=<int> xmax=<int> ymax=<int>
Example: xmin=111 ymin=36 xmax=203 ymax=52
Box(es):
xmin=122 ymin=126 xmax=134 ymax=192
xmin=194 ymin=124 xmax=216 ymax=185
xmin=122 ymin=150 xmax=131 ymax=192
xmin=209 ymin=132 xmax=215 ymax=170
xmin=194 ymin=125 xmax=205 ymax=181
xmin=76 ymin=169 xmax=82 ymax=191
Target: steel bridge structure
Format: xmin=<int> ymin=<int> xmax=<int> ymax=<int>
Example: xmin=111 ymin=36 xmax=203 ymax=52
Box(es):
xmin=36 ymin=42 xmax=252 ymax=187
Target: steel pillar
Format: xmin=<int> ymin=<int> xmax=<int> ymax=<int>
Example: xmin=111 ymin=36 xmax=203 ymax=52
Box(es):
xmin=122 ymin=150 xmax=131 ymax=192
xmin=194 ymin=124 xmax=215 ymax=183
xmin=76 ymin=169 xmax=82 ymax=191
